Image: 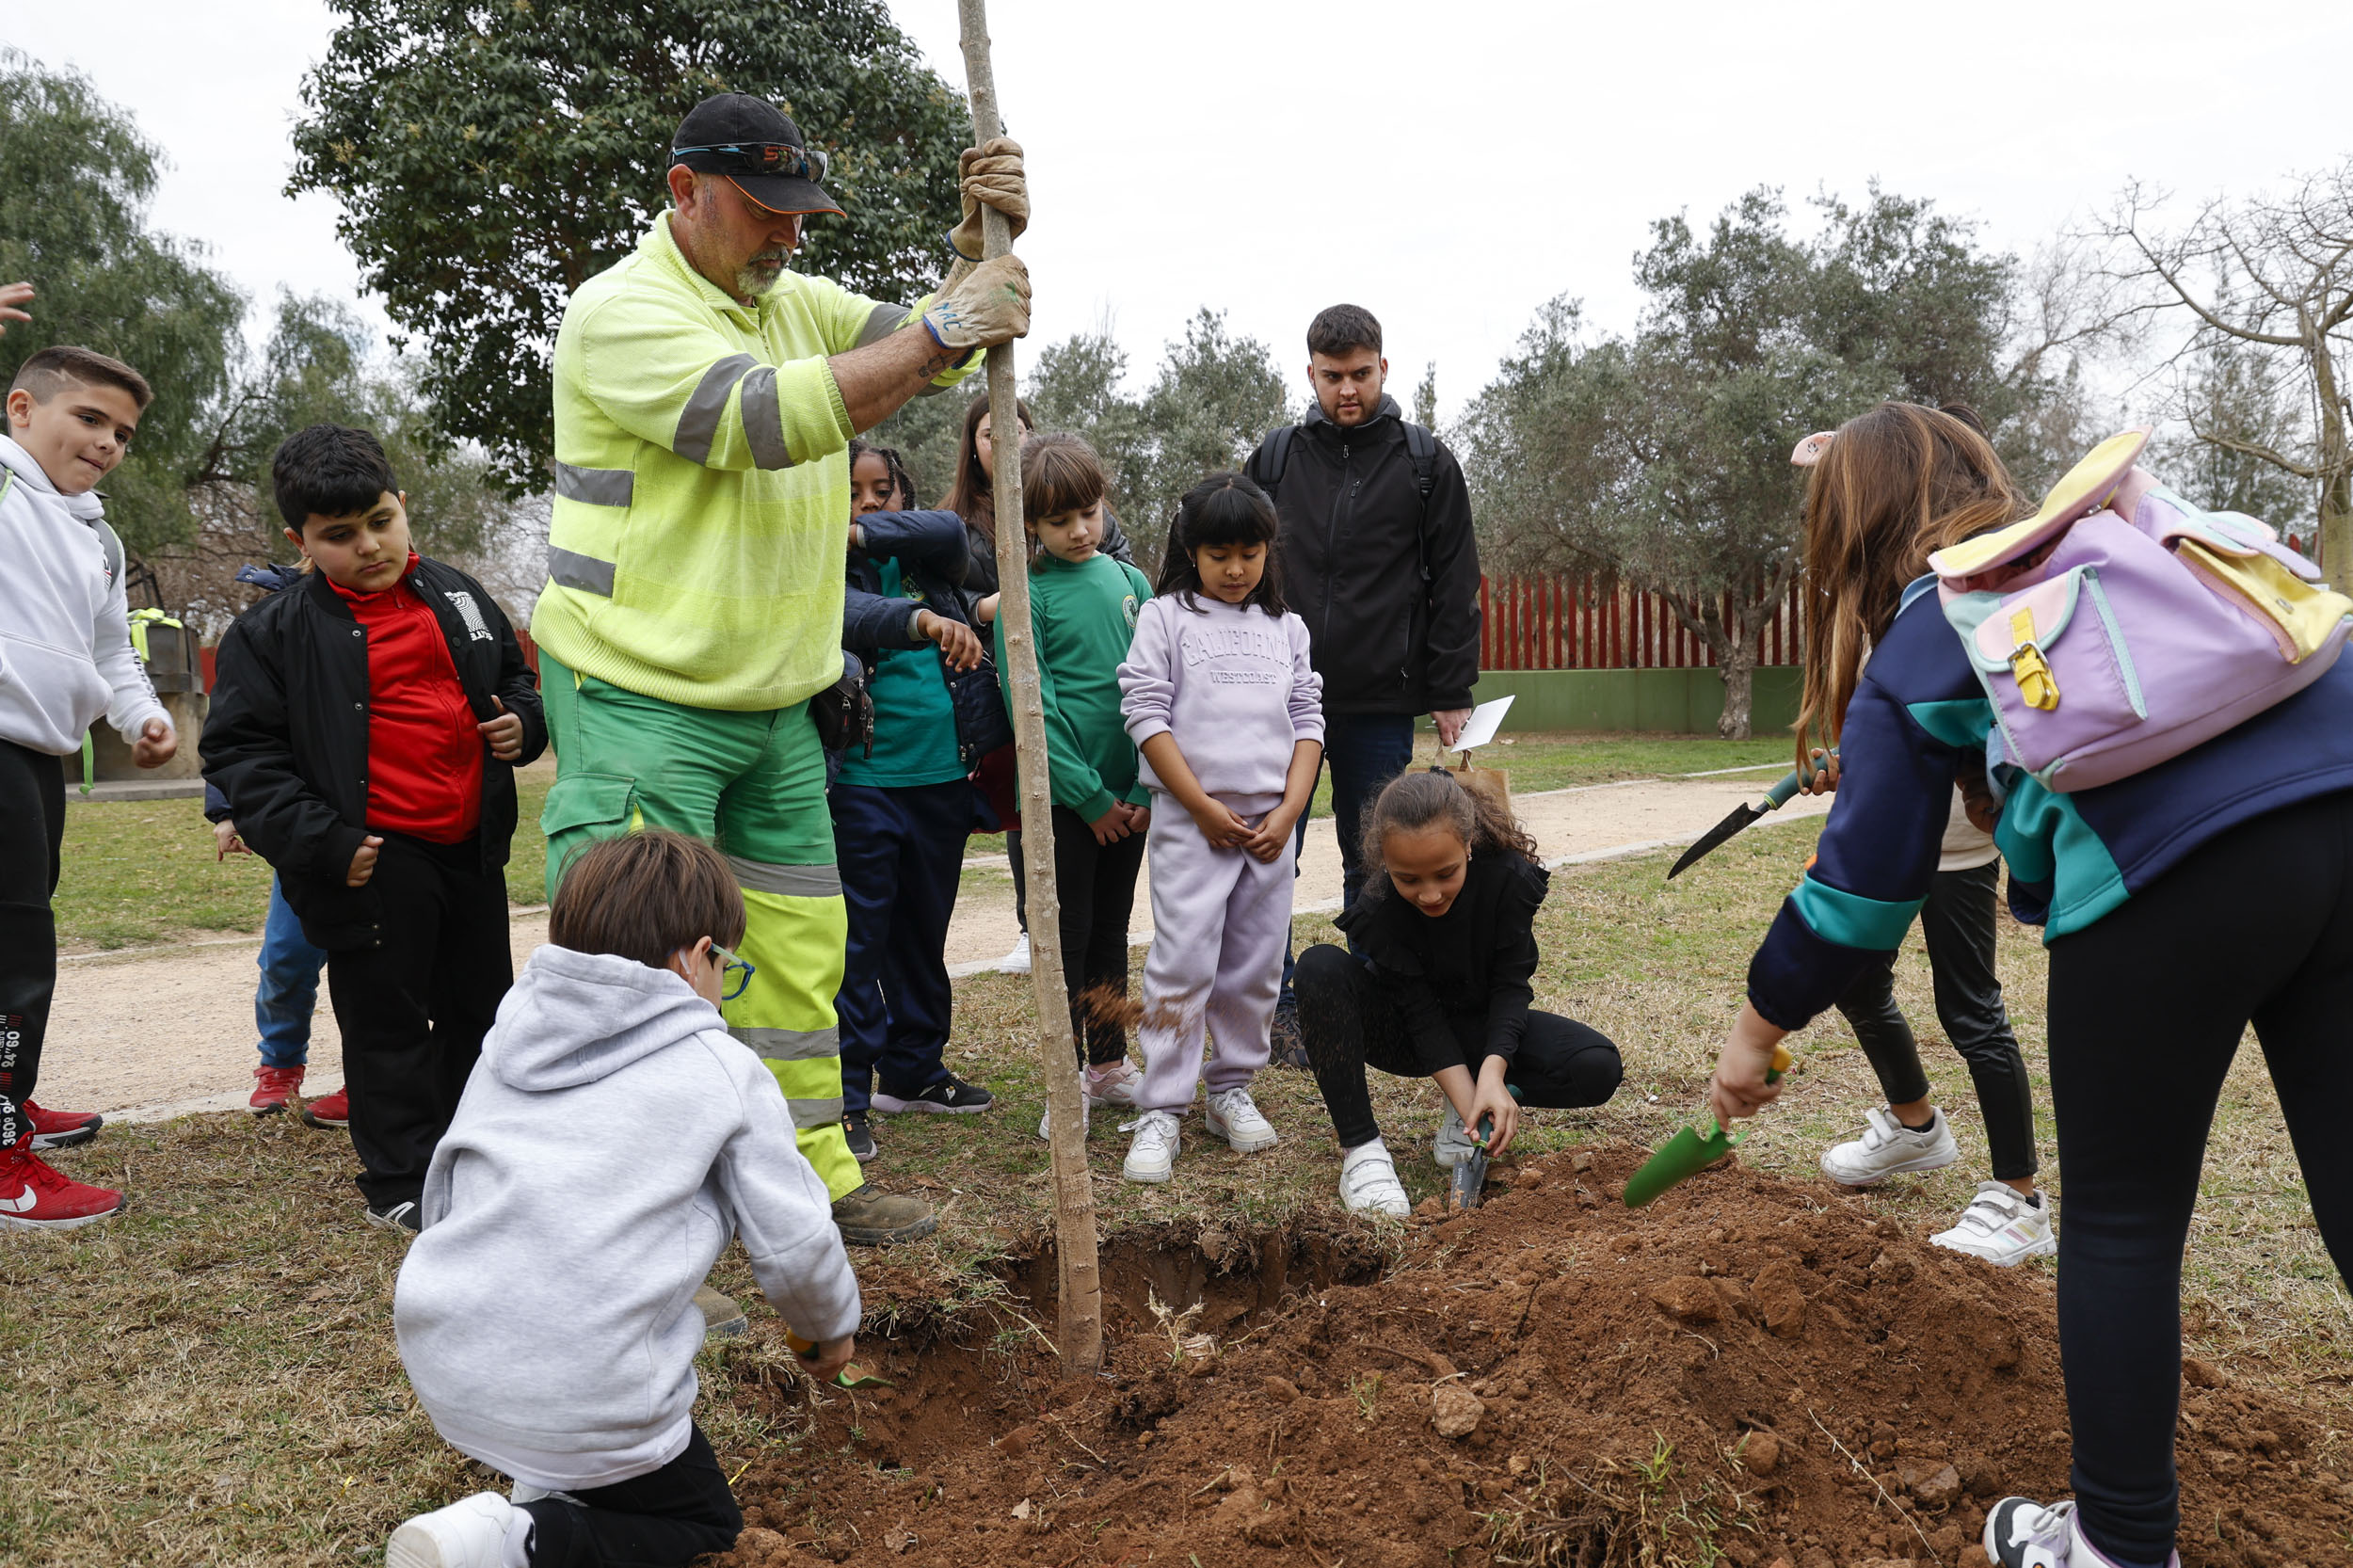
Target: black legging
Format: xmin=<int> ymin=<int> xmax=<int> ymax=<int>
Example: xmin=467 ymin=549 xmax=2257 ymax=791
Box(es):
xmin=1293 ymin=944 xmax=1623 ymax=1148
xmin=1047 ymin=806 xmax=1145 ymax=1066
xmin=1833 ymin=860 xmax=2039 ymax=1179
xmin=520 ymin=1422 xmax=742 ymax=1567
xmin=2045 ymin=790 xmax=2353 ymax=1563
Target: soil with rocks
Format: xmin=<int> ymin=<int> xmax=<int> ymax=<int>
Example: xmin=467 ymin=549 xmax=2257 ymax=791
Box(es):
xmin=702 ymin=1143 xmax=2346 ymax=1568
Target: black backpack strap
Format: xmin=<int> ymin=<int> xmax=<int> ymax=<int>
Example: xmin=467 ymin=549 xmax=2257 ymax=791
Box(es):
xmin=1401 ymin=421 xmax=1440 ymax=584
xmin=1254 ymin=424 xmax=1295 ymax=503
xmin=1401 ymin=420 xmax=1438 ymax=503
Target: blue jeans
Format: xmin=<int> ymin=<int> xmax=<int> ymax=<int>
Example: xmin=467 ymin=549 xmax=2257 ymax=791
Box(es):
xmin=831 ymin=780 xmax=970 ymax=1115
xmin=1280 ymin=711 xmax=1417 ymax=1008
xmin=255 ymin=876 xmax=327 ymax=1068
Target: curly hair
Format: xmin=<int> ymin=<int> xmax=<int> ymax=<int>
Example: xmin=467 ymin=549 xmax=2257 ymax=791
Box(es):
xmin=1356 ymin=769 xmax=1540 ymax=897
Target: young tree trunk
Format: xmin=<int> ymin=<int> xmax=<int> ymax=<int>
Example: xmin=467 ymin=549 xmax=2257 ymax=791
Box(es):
xmin=957 ymin=0 xmax=1104 ymax=1377
xmin=2311 ymin=336 xmax=2353 ymax=592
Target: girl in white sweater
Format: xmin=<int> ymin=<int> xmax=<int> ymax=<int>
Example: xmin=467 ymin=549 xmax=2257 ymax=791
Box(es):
xmin=1114 ymin=473 xmax=1323 ymax=1184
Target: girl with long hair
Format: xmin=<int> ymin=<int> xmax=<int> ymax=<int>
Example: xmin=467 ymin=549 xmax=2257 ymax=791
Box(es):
xmin=994 ymin=435 xmax=1157 ymax=1132
xmin=947 ymin=392 xmax=1134 ymax=975
xmin=1111 ymin=472 xmax=1323 ymax=1183
xmin=1712 ymin=402 xmax=2353 ymax=1568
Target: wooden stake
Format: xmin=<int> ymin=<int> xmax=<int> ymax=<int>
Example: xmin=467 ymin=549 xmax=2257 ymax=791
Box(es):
xmin=955 ymin=0 xmax=1104 ymax=1377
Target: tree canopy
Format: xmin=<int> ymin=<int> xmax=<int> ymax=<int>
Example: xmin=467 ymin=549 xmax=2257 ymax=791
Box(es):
xmin=1028 ymin=309 xmax=1289 ymax=566
xmin=0 ymin=50 xmax=247 ymax=555
xmin=288 ymin=0 xmax=969 ymax=491
xmin=1462 ymin=185 xmax=2052 ymax=736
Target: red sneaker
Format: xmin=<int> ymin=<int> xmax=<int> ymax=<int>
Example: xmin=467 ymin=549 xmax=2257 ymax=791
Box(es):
xmin=249 ymin=1065 xmax=305 ymax=1116
xmin=0 ymin=1136 xmax=124 ymax=1230
xmin=25 ymin=1100 xmax=102 ymax=1151
xmin=300 ymin=1087 xmax=350 ymax=1129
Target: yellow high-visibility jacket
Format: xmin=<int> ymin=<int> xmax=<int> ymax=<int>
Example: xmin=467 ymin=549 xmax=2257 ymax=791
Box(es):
xmin=533 ymin=214 xmax=976 ymax=712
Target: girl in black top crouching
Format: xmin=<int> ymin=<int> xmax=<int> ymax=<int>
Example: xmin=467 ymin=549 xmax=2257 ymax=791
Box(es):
xmin=1297 ymin=770 xmax=1623 ymax=1214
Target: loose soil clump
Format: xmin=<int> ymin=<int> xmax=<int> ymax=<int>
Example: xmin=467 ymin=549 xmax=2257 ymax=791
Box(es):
xmin=706 ymin=1143 xmax=2347 ymax=1567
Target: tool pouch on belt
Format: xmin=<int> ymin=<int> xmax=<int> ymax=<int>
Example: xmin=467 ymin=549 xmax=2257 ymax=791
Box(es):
xmin=812 ymin=652 xmax=874 ymax=759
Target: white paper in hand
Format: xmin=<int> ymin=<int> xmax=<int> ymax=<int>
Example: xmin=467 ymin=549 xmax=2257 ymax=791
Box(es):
xmin=1449 ymin=695 xmax=1514 ymax=756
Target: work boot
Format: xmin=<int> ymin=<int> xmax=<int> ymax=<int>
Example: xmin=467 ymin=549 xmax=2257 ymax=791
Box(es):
xmin=831 ymin=1182 xmax=936 ymax=1246
xmin=695 ymin=1284 xmax=748 ymax=1339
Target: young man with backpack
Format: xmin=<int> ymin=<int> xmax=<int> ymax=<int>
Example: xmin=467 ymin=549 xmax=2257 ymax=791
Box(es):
xmin=1243 ymin=304 xmax=1482 ymax=1056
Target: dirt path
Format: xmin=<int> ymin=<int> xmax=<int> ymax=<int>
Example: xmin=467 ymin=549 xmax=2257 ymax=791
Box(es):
xmin=43 ymin=772 xmax=1826 ymax=1123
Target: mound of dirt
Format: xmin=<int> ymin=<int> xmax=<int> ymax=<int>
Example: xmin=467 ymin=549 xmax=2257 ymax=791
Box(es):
xmin=705 ymin=1143 xmax=2346 ymax=1568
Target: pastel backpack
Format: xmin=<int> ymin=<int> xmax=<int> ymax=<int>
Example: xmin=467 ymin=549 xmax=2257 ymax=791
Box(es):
xmin=1926 ymin=427 xmax=2353 ymax=792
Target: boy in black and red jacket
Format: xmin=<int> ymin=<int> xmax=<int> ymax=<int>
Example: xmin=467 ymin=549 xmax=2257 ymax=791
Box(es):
xmin=203 ymin=424 xmax=545 ymax=1230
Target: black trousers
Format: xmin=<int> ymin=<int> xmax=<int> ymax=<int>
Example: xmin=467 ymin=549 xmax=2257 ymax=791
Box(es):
xmin=324 ymin=833 xmax=510 ymax=1208
xmin=520 ymin=1422 xmax=743 ymax=1568
xmin=0 ymin=739 xmax=67 ymax=1150
xmin=2045 ymin=792 xmax=2353 ymax=1562
xmin=1832 ymin=860 xmax=2040 ymax=1179
xmin=1046 ymin=805 xmax=1145 ymax=1066
xmin=1293 ymin=944 xmax=1624 ymax=1149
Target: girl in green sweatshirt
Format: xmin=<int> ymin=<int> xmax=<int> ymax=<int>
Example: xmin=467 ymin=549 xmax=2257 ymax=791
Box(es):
xmin=986 ymin=435 xmax=1155 ymax=1131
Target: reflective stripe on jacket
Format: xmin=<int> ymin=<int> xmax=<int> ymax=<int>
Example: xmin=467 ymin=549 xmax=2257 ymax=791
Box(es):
xmin=533 ymin=215 xmax=975 ymax=712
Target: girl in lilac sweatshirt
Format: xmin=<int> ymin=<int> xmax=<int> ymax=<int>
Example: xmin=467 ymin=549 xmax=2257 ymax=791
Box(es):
xmin=1114 ymin=473 xmax=1323 ymax=1185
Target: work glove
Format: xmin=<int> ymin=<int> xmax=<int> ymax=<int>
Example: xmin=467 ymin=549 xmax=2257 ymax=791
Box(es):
xmin=949 ymin=136 xmax=1028 ymax=260
xmin=921 ymin=254 xmax=1031 ymax=352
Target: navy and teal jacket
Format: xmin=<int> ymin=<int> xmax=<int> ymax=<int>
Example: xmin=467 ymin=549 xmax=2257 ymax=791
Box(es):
xmin=1748 ymin=577 xmax=2353 ymax=1031
xmin=842 ymin=509 xmax=969 ymax=655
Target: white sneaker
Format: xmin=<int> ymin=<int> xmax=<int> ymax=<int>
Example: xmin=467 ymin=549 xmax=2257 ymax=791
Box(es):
xmin=387 ymin=1492 xmax=517 ymax=1568
xmin=1204 ymin=1087 xmax=1279 ymax=1153
xmin=1819 ymin=1105 xmax=1960 ymax=1186
xmin=995 ymin=932 xmax=1032 ymax=974
xmin=1433 ymin=1103 xmax=1478 ymax=1169
xmin=1084 ymin=1058 xmax=1144 ymax=1109
xmin=1122 ymin=1110 xmax=1182 ymax=1183
xmin=1932 ymin=1181 xmax=2057 ymax=1266
xmin=1982 ymin=1495 xmax=2180 ymax=1568
xmin=1339 ymin=1141 xmax=1410 ymax=1216
xmin=1036 ymin=1099 xmax=1091 ymax=1142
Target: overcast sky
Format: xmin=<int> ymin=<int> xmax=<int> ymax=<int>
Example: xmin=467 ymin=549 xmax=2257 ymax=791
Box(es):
xmin=8 ymin=1 xmax=2351 ymax=420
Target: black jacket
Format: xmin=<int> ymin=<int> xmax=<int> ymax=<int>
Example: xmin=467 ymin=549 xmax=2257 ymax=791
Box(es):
xmin=201 ymin=558 xmax=547 ymax=950
xmin=843 ymin=508 xmax=1008 ymax=771
xmin=202 ymin=562 xmax=310 ymax=824
xmin=1245 ymin=395 xmax=1481 ymax=714
xmin=1336 ymin=848 xmax=1547 ymax=1066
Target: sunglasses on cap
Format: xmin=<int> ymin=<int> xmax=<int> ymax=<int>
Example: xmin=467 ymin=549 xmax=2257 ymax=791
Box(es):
xmin=672 ymin=141 xmax=829 ymax=184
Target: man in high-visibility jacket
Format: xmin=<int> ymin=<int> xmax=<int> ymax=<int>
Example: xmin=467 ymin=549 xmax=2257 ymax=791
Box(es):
xmin=534 ymin=92 xmax=1031 ymax=1244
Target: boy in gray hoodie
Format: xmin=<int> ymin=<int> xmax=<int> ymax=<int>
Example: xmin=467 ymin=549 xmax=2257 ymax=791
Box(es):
xmin=388 ymin=831 xmax=860 ymax=1568
xmin=1 ymin=344 xmax=178 ymax=1228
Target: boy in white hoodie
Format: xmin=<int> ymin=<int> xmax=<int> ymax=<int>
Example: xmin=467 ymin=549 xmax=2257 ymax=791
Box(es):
xmin=1 ymin=344 xmax=178 ymax=1229
xmin=388 ymin=830 xmax=860 ymax=1568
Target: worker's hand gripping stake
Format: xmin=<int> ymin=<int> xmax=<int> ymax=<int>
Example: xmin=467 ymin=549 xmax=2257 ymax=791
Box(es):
xmin=1623 ymin=1043 xmax=1793 ymax=1208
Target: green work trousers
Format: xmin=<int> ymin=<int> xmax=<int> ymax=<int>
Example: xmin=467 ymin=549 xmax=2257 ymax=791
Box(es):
xmin=539 ymin=650 xmax=858 ymax=1199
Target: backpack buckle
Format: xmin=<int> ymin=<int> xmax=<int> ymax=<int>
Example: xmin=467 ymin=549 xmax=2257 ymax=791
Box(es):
xmin=2004 ymin=605 xmax=2061 ymax=711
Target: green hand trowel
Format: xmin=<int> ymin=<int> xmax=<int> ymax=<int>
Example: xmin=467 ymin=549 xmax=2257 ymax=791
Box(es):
xmin=1623 ymin=1043 xmax=1793 ymax=1208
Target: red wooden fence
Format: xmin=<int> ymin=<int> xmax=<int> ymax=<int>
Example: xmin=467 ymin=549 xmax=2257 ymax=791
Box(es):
xmin=1478 ymin=575 xmax=1805 ymax=671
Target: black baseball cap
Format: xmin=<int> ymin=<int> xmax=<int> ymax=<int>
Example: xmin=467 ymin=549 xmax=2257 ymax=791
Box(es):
xmin=670 ymin=93 xmax=843 ymax=217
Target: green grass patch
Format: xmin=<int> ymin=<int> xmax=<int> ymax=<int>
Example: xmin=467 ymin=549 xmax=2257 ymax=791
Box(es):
xmin=56 ymin=771 xmax=556 ymax=953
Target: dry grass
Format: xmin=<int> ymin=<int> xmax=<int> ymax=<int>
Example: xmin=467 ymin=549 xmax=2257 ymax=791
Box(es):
xmin=6 ymin=820 xmax=2345 ymax=1564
